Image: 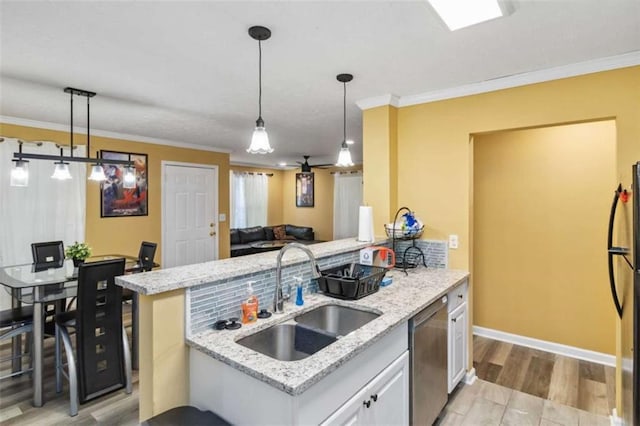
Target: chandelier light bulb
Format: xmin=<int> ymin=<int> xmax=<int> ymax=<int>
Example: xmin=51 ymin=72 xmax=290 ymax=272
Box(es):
xmin=10 ymin=160 xmax=29 ymax=187
xmin=123 ymin=166 xmax=136 ymax=189
xmin=88 ymin=164 xmax=106 ymax=181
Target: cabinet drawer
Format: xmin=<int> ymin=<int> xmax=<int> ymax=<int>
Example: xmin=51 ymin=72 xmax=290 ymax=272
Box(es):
xmin=447 ymin=280 xmax=468 ymax=312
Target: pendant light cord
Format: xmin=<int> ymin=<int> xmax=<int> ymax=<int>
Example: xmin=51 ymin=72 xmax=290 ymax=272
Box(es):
xmin=258 ymin=39 xmax=262 ymax=120
xmin=343 ymin=81 xmax=347 ymax=143
xmin=69 ymin=91 xmax=74 ymax=158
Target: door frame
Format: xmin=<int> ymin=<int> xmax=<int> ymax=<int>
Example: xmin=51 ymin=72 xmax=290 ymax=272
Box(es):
xmin=161 ymin=161 xmax=219 ymax=269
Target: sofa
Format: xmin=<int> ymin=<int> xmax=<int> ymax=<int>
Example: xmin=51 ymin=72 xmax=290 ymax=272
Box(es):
xmin=230 ymin=225 xmax=323 ymax=257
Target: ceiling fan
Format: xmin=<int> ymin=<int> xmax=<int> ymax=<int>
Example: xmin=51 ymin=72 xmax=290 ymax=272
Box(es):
xmin=296 ymin=155 xmax=332 ymax=173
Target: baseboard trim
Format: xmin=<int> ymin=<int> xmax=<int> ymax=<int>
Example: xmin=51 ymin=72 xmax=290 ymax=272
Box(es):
xmin=473 ymin=326 xmax=615 ymax=367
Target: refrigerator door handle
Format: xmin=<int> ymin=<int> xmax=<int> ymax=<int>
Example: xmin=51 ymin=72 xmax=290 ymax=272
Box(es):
xmin=607 ymin=184 xmax=624 ymax=318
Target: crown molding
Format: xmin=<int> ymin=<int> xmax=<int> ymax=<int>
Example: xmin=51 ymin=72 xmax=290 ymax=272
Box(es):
xmin=0 ymin=115 xmax=233 ymax=154
xmin=356 ymin=94 xmax=400 ymax=110
xmin=356 ymin=51 xmax=640 ymax=110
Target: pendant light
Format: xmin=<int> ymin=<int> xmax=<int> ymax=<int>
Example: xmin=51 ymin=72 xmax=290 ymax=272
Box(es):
xmin=336 ymin=73 xmax=354 ymax=167
xmin=247 ymin=25 xmax=274 ymax=154
xmin=10 ymin=142 xmax=29 ymax=187
xmin=10 ymin=87 xmax=133 ymax=184
xmin=122 ymin=154 xmax=136 ymax=189
xmin=86 ymin=94 xmax=106 ymax=182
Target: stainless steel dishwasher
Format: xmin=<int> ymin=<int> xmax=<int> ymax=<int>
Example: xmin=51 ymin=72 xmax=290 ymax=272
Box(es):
xmin=409 ymin=295 xmax=448 ymax=425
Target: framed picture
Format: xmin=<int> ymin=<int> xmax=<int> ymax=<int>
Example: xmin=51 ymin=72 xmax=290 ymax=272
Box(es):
xmin=296 ymin=172 xmax=314 ymax=207
xmin=100 ymin=150 xmax=148 ymax=217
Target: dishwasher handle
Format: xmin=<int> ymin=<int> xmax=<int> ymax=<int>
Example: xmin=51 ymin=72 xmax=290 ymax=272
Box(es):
xmin=411 ymin=296 xmax=447 ymax=328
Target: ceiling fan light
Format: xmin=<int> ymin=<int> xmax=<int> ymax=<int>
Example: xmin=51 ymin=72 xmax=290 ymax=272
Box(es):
xmin=51 ymin=161 xmax=72 ymax=180
xmin=10 ymin=160 xmax=29 ymax=187
xmin=247 ymin=125 xmax=273 ymax=154
xmin=88 ymin=164 xmax=106 ymax=181
xmin=123 ymin=166 xmax=137 ymax=189
xmin=336 ymin=144 xmax=354 ymax=167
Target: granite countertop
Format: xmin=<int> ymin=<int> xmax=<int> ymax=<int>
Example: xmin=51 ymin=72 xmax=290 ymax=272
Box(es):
xmin=187 ymin=267 xmax=469 ymax=396
xmin=115 ymin=238 xmax=380 ymax=295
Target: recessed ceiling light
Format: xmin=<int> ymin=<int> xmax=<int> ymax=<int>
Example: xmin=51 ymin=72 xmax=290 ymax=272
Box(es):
xmin=427 ymin=0 xmax=504 ymax=31
xmin=346 ymin=139 xmax=355 ymax=145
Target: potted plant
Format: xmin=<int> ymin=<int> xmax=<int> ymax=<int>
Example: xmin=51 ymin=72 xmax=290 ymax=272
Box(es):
xmin=65 ymin=242 xmax=92 ymax=267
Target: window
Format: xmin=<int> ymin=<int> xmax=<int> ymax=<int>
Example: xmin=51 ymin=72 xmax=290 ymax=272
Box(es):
xmin=230 ymin=172 xmax=268 ymax=228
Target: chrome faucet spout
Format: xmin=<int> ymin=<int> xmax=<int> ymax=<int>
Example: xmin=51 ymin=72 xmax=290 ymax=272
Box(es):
xmin=273 ymin=243 xmax=321 ymax=314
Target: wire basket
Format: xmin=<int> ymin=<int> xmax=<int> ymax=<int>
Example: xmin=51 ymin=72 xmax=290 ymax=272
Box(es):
xmin=318 ymin=263 xmax=387 ymax=300
xmin=384 ymin=223 xmax=424 ymax=240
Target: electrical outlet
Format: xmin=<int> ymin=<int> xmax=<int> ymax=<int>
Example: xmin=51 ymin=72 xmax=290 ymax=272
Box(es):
xmin=219 ymin=213 xmax=226 ymax=222
xmin=449 ymin=234 xmax=459 ymax=249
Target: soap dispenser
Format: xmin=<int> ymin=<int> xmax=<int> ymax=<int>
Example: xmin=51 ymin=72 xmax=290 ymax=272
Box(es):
xmin=294 ymin=276 xmax=304 ymax=306
xmin=241 ymin=281 xmax=259 ymax=324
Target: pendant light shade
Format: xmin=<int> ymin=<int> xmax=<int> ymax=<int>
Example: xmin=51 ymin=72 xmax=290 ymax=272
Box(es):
xmin=10 ymin=142 xmax=29 ymax=187
xmin=10 ymin=160 xmax=29 ymax=187
xmin=88 ymin=164 xmax=106 ymax=181
xmin=247 ymin=26 xmax=274 ymax=154
xmin=123 ymin=166 xmax=136 ymax=189
xmin=336 ymin=73 xmax=354 ymax=167
xmin=51 ymin=161 xmax=72 ymax=180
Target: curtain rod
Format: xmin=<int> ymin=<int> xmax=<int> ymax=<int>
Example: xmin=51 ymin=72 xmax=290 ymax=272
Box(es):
xmin=330 ymin=170 xmax=362 ymax=175
xmin=233 ymin=171 xmax=273 ymax=177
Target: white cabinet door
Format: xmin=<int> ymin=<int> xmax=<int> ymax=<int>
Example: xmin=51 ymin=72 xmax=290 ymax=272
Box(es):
xmin=323 ymin=351 xmax=409 ymax=426
xmin=321 ymin=380 xmax=369 ymax=426
xmin=366 ymin=351 xmax=409 ymax=426
xmin=448 ymin=302 xmax=467 ymax=393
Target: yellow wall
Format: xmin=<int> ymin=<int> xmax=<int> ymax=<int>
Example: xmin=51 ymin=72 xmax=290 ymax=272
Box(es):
xmin=362 ymin=66 xmax=640 ymax=414
xmin=0 ymin=122 xmax=231 ymax=260
xmin=473 ymin=121 xmax=616 ymax=353
xmin=282 ymin=168 xmax=335 ymax=241
xmin=230 ymin=166 xmax=284 ymax=226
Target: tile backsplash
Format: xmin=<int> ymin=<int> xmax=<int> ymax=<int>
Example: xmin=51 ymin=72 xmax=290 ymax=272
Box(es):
xmin=187 ymin=240 xmax=447 ymax=335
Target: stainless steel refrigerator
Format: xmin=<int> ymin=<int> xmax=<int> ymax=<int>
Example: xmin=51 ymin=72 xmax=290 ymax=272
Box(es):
xmin=609 ymin=162 xmax=639 ymax=425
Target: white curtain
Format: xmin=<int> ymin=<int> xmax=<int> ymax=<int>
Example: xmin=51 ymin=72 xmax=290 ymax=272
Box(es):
xmin=333 ymin=172 xmax=363 ymax=239
xmin=230 ymin=172 xmax=268 ymax=228
xmin=0 ymin=138 xmax=86 ymax=309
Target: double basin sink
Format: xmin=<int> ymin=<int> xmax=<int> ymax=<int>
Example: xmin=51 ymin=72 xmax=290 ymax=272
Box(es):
xmin=237 ymin=304 xmax=380 ymax=361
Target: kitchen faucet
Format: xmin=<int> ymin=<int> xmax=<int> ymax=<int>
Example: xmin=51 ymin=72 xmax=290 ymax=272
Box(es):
xmin=273 ymin=243 xmax=322 ymax=314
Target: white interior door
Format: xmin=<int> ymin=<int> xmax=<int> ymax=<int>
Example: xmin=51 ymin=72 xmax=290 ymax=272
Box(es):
xmin=163 ymin=163 xmax=218 ymax=268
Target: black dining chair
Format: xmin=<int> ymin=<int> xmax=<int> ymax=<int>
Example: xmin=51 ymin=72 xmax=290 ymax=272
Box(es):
xmin=0 ymin=306 xmax=34 ymax=380
xmin=123 ymin=241 xmax=157 ymax=371
xmin=31 ymin=241 xmax=69 ymax=330
xmin=54 ymin=258 xmax=132 ymax=417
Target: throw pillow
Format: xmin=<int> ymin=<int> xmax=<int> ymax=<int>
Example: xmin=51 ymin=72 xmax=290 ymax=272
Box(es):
xmin=273 ymin=225 xmax=287 ymax=240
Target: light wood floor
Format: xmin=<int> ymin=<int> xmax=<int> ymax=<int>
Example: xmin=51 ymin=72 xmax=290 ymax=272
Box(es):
xmin=0 ymin=306 xmax=139 ymax=425
xmin=472 ymin=335 xmax=616 ymax=417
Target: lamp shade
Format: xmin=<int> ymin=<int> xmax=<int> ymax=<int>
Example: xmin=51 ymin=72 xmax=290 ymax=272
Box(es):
xmin=51 ymin=162 xmax=72 ymax=180
xmin=88 ymin=164 xmax=106 ymax=181
xmin=123 ymin=166 xmax=136 ymax=189
xmin=247 ymin=125 xmax=273 ymax=154
xmin=10 ymin=160 xmax=29 ymax=187
xmin=336 ymin=143 xmax=354 ymax=167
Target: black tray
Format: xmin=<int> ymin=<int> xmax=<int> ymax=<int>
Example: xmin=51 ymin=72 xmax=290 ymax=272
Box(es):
xmin=318 ymin=263 xmax=386 ymax=300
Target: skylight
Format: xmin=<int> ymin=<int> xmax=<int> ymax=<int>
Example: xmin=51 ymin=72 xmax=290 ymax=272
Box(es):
xmin=427 ymin=0 xmax=504 ymax=31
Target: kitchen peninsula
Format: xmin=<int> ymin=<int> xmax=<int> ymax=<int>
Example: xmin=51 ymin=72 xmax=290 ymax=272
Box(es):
xmin=116 ymin=239 xmax=470 ymax=423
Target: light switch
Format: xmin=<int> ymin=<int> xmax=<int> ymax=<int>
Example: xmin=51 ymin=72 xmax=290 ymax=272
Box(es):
xmin=448 ymin=234 xmax=459 ymax=249
xmin=219 ymin=213 xmax=226 ymax=222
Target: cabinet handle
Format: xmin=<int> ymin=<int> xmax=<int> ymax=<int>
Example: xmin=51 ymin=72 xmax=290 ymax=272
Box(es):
xmin=363 ymin=400 xmax=371 ymax=408
xmin=371 ymin=394 xmax=378 ymax=402
xmin=458 ymin=294 xmax=463 ymax=299
xmin=452 ymin=318 xmax=457 ymax=322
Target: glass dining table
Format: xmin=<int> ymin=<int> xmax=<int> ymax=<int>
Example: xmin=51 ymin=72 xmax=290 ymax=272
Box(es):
xmin=0 ymin=254 xmax=147 ymax=407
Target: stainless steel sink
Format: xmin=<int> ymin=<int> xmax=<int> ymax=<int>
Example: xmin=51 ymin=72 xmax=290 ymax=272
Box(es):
xmin=294 ymin=304 xmax=380 ymax=337
xmin=236 ymin=323 xmax=336 ymax=361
